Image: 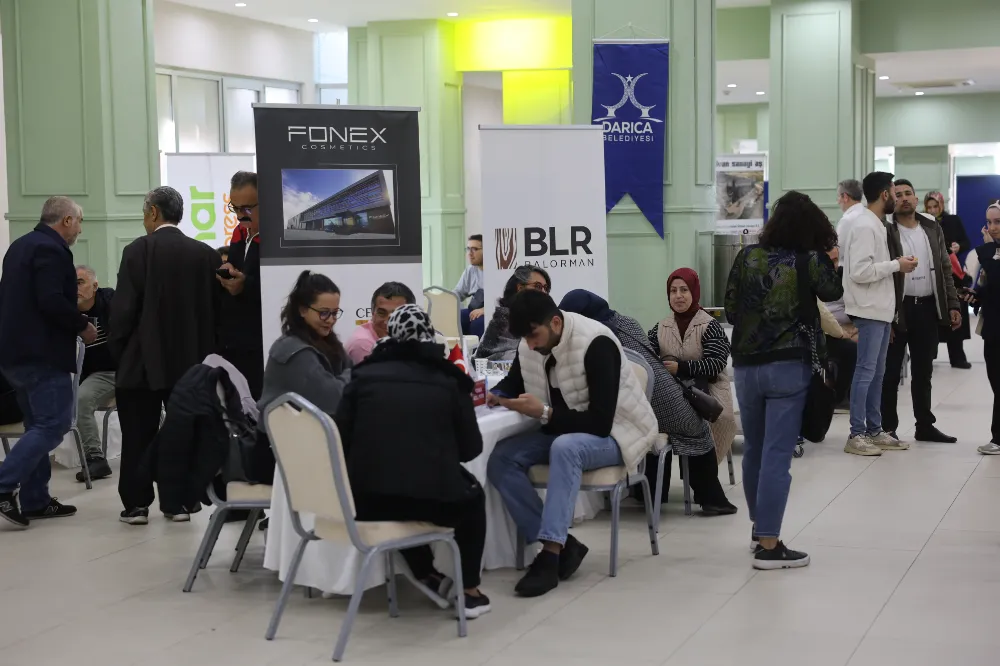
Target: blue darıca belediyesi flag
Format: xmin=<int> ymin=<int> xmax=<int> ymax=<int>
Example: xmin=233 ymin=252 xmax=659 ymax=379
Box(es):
xmin=591 ymin=42 xmax=670 ymax=238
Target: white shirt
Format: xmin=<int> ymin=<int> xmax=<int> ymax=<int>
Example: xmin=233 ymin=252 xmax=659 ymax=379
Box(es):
xmin=897 ymin=223 xmax=934 ymax=297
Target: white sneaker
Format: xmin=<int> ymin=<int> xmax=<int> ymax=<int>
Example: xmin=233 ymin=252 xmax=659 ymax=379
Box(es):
xmin=870 ymin=431 xmax=909 ymax=450
xmin=978 ymin=442 xmax=1000 ymax=455
xmin=845 ymin=435 xmax=882 ymax=456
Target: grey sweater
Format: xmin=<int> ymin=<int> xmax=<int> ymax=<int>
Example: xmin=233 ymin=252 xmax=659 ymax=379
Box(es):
xmin=258 ymin=334 xmax=352 ymax=426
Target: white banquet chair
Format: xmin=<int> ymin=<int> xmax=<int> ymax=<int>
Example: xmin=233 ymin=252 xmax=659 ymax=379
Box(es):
xmin=263 ymin=393 xmax=469 ymax=662
xmin=515 ymin=348 xmax=660 ymax=577
xmin=423 ymin=285 xmax=479 ymax=348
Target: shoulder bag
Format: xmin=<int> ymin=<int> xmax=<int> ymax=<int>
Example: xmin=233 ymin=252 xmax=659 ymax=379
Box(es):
xmin=795 ymin=253 xmax=838 ymax=442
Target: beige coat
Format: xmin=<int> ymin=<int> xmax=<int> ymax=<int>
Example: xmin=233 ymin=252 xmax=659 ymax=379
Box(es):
xmin=657 ymin=310 xmax=735 ymax=463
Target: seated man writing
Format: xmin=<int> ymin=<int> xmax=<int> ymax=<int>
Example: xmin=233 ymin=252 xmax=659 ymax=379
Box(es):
xmin=75 ymin=265 xmax=117 ymax=482
xmin=486 ymin=290 xmax=658 ymax=597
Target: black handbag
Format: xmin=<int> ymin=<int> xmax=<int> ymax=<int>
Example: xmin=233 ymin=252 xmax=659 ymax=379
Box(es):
xmin=679 ymin=377 xmax=724 ymax=423
xmin=795 ymin=253 xmax=838 ymax=443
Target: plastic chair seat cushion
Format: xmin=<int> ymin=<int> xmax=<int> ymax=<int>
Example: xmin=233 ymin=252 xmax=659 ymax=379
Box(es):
xmin=226 ymin=482 xmax=273 ymax=503
xmin=528 ymin=464 xmax=628 ymax=488
xmin=314 ymin=516 xmax=453 ymax=546
xmin=0 ymin=422 xmax=25 ymax=436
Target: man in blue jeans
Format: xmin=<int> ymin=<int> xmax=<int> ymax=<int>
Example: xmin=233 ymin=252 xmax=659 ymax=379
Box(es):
xmin=486 ymin=291 xmax=657 ymax=597
xmin=838 ymin=173 xmax=917 ymax=456
xmin=0 ymin=197 xmax=98 ymax=529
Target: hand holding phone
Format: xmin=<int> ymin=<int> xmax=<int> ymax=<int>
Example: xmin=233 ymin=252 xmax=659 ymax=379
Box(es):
xmin=216 ymin=268 xmax=233 ymax=280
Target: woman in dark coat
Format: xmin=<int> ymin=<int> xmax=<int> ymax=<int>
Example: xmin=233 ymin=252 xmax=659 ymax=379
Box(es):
xmin=335 ymin=304 xmax=491 ymax=617
xmin=925 ymin=191 xmax=972 ymax=368
xmin=475 ymin=266 xmax=551 ymax=361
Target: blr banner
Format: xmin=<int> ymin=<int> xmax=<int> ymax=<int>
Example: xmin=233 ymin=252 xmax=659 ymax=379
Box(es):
xmin=715 ymin=153 xmax=768 ymax=235
xmin=164 ymin=153 xmax=256 ymax=247
xmin=591 ymin=41 xmax=670 ymax=238
xmin=480 ymin=125 xmax=609 ymax=323
xmin=253 ymin=104 xmax=423 ymax=349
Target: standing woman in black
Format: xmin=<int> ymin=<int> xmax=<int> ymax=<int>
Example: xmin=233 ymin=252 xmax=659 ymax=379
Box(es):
xmin=925 ymin=191 xmax=972 ymax=368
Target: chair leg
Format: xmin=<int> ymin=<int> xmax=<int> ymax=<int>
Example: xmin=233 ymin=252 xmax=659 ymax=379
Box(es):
xmin=727 ymin=449 xmax=736 ymax=486
xmin=638 ymin=476 xmax=659 ymax=556
xmin=101 ymin=410 xmax=113 ymax=458
xmin=385 ymin=551 xmax=399 ymax=618
xmin=184 ymin=506 xmax=228 ymax=592
xmin=230 ymin=508 xmax=262 ymax=573
xmin=265 ymin=535 xmax=310 ymax=641
xmin=446 ymin=536 xmax=468 ymax=639
xmin=653 ymin=448 xmax=668 ymax=534
xmin=609 ymin=482 xmax=624 ymax=577
xmin=681 ymin=455 xmax=693 ymax=516
xmin=72 ymin=428 xmax=92 ymax=490
xmin=2 ymin=436 xmax=9 ymax=455
xmin=515 ymin=530 xmax=526 ymax=571
xmin=332 ymin=549 xmax=378 ymax=662
xmin=199 ymin=507 xmax=230 ymax=569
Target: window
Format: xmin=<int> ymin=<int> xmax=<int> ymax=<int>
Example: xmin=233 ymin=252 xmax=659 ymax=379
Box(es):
xmin=265 ymin=86 xmax=299 ymax=104
xmin=156 ymin=74 xmax=175 ymax=153
xmin=225 ymin=88 xmax=259 ymax=154
xmin=175 ymin=76 xmax=222 ymax=153
xmin=319 ymin=85 xmax=348 ymax=105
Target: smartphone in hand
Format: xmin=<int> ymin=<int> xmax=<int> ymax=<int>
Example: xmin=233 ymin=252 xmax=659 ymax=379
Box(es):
xmin=216 ymin=268 xmax=233 ymax=280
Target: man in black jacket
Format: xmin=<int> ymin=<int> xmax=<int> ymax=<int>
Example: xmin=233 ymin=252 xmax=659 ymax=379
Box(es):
xmin=0 ymin=196 xmax=97 ymax=528
xmin=110 ymin=186 xmax=222 ymax=525
xmin=73 ymin=265 xmax=117 ymax=483
xmin=217 ymin=171 xmax=263 ymax=398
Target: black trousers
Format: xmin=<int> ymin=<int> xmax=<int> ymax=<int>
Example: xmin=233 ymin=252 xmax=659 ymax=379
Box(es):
xmin=826 ymin=336 xmax=858 ymax=404
xmin=354 ymin=488 xmax=487 ymax=589
xmin=881 ymin=298 xmax=939 ymax=433
xmin=219 ymin=347 xmax=264 ymax=400
xmin=985 ymin=340 xmax=1000 ymax=443
xmin=116 ymin=387 xmax=172 ymax=511
xmin=642 ymin=449 xmax=730 ymax=506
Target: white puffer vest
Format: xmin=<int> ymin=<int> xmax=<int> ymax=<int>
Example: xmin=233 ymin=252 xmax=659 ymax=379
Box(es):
xmin=517 ymin=312 xmax=658 ymax=472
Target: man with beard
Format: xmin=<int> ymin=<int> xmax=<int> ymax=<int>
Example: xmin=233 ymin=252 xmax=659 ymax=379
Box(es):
xmin=880 ymin=179 xmax=961 ymax=444
xmin=840 ymin=172 xmax=918 ymax=457
xmin=217 ymin=171 xmax=263 ymax=398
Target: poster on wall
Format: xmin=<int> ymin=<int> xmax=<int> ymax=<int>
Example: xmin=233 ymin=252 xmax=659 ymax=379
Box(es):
xmin=715 ymin=153 xmax=768 ymax=235
xmin=591 ymin=41 xmax=670 ymax=238
xmin=164 ymin=153 xmax=256 ymax=247
xmin=480 ymin=125 xmax=609 ymax=323
xmin=253 ymin=104 xmax=423 ymax=349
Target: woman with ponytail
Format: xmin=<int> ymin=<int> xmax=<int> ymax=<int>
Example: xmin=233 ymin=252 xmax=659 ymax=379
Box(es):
xmin=253 ymin=271 xmax=352 ymax=482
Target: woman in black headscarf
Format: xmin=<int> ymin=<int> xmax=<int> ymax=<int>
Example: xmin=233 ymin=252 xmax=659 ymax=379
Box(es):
xmin=559 ymin=289 xmax=736 ymax=515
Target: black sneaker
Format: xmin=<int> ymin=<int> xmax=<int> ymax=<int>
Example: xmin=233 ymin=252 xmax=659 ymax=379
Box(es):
xmin=0 ymin=491 xmax=28 ymax=529
xmin=459 ymin=592 xmax=492 ymax=619
xmin=702 ymin=500 xmax=738 ymax=516
xmin=120 ymin=508 xmax=149 ymax=525
xmin=750 ymin=526 xmax=759 ymax=553
xmin=752 ymin=541 xmax=810 ymax=570
xmin=514 ymin=550 xmax=560 ymax=597
xmin=915 ymin=426 xmax=958 ymax=444
xmin=558 ymin=534 xmax=589 ymax=581
xmin=76 ymin=458 xmax=112 ymax=483
xmin=23 ymin=497 xmax=76 ymax=520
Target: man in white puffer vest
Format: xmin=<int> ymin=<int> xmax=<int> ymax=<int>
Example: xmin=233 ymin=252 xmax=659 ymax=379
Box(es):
xmin=486 ymin=291 xmax=657 ymax=597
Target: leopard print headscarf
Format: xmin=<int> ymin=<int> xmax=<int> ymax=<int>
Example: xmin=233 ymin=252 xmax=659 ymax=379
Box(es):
xmin=387 ymin=304 xmax=437 ymax=343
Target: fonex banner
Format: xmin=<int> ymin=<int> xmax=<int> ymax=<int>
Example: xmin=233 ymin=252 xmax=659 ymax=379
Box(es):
xmin=591 ymin=41 xmax=670 ymax=238
xmin=715 ymin=153 xmax=768 ymax=235
xmin=253 ymin=104 xmax=422 ymax=349
xmin=164 ymin=153 xmax=255 ymax=247
xmin=480 ymin=125 xmax=609 ymax=323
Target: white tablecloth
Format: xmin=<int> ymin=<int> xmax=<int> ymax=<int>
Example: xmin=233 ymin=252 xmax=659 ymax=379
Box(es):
xmin=0 ymin=410 xmax=121 ymax=467
xmin=262 ymin=407 xmax=606 ymax=595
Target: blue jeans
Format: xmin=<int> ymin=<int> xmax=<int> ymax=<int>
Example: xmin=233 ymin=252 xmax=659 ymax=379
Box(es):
xmin=487 ymin=430 xmax=623 ymax=545
xmin=0 ymin=365 xmax=73 ymax=511
xmin=850 ymin=317 xmax=891 ymax=437
xmin=734 ymin=360 xmax=811 ymax=538
xmin=461 ymin=308 xmax=485 ymax=338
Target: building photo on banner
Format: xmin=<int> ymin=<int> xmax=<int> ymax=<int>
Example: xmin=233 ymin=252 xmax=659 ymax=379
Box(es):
xmin=479 ymin=125 xmax=609 ymax=323
xmin=164 ymin=153 xmax=257 ymax=247
xmin=252 ymin=104 xmax=423 ymax=350
xmin=715 ymin=153 xmax=768 ymax=235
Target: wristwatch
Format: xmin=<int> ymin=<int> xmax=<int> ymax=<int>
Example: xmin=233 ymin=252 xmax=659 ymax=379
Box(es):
xmin=540 ymin=404 xmax=551 ymax=425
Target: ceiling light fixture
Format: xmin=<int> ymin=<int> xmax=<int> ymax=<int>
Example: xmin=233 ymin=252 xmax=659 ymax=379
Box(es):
xmin=726 ymin=83 xmax=737 ymax=88
xmin=307 ymin=18 xmax=319 ymax=23
xmin=879 ymin=75 xmax=889 ymax=80
xmin=755 ymin=91 xmax=765 ymax=96
xmin=234 ymin=2 xmax=246 ymax=6
xmin=447 ymin=12 xmax=459 ymax=17
xmin=915 ymin=91 xmax=925 ymax=96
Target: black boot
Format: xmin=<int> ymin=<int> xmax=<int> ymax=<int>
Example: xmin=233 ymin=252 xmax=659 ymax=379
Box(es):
xmin=75 ymin=457 xmax=113 ymax=483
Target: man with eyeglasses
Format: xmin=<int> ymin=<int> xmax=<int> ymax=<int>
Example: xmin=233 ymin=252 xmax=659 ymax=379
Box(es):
xmin=217 ymin=171 xmax=264 ymax=398
xmin=344 ymin=282 xmax=416 ymax=364
xmin=455 ymin=234 xmax=485 ymax=337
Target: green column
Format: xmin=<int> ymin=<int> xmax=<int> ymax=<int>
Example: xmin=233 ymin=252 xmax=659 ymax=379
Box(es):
xmin=1 ymin=0 xmax=158 ymax=286
xmin=769 ymin=0 xmax=875 ymax=223
xmin=572 ymin=0 xmax=717 ymax=325
xmin=348 ymin=21 xmax=466 ymax=290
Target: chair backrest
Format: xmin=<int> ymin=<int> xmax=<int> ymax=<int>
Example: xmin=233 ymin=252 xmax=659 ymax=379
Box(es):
xmin=423 ymin=286 xmax=462 ymax=338
xmin=623 ymin=348 xmax=655 ymax=399
xmin=71 ymin=337 xmax=85 ymax=426
xmin=264 ymin=392 xmax=364 ymax=548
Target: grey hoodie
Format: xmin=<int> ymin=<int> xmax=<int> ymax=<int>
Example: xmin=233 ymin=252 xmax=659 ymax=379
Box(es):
xmin=257 ymin=334 xmax=352 ymax=426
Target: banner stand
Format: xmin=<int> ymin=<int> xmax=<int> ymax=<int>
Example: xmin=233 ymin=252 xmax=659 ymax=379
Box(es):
xmin=164 ymin=153 xmax=256 ymax=247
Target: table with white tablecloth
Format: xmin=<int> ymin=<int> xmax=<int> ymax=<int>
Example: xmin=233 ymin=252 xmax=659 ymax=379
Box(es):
xmin=262 ymin=406 xmax=606 ymax=596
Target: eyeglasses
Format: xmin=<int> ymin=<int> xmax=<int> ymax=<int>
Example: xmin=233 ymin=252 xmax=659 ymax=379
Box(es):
xmin=466 ymin=246 xmax=482 ymax=253
xmin=310 ymin=307 xmax=343 ymax=321
xmin=227 ymin=202 xmax=259 ymax=215
xmin=525 ymin=281 xmax=550 ymax=293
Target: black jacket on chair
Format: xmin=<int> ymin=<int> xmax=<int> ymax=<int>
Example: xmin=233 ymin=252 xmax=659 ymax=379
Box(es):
xmin=149 ymin=364 xmax=248 ymax=514
xmin=335 ymin=340 xmax=483 ymax=505
xmin=110 ymin=225 xmax=223 ymax=391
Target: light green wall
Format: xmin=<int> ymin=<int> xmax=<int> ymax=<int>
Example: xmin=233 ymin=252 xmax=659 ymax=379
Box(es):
xmin=955 ymin=156 xmax=997 ymax=176
xmin=858 ymin=0 xmax=1000 ymax=54
xmin=349 ymin=21 xmax=467 ymax=290
xmin=1 ymin=0 xmax=158 ymax=286
xmin=574 ymin=0 xmax=716 ymax=322
xmin=894 ymin=146 xmax=949 ymax=194
xmin=876 ymin=94 xmax=1000 ymax=148
xmin=716 ymin=104 xmax=770 ymax=154
xmin=716 ymin=7 xmax=770 ymax=61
